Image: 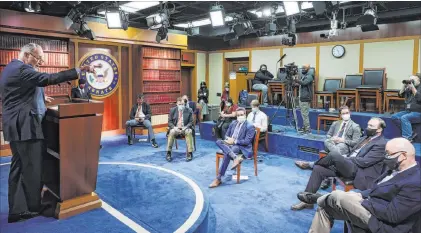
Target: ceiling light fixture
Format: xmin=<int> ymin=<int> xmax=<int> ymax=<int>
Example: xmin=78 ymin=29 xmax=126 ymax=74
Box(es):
xmin=283 ymin=1 xmax=300 ymax=16
xmin=209 ymin=4 xmax=225 ymax=27
xmin=105 ymin=7 xmax=129 ymax=30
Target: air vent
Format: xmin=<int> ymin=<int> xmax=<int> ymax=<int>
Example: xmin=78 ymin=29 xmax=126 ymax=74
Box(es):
xmin=298 ymin=146 xmax=319 ymax=154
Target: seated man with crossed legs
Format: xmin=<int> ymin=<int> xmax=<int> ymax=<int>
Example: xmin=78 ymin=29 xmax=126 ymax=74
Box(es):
xmin=305 ymin=138 xmax=420 ymax=233
xmin=291 ymin=118 xmax=387 ymax=210
xmin=209 ymin=107 xmax=255 ymax=188
xmin=166 ymin=97 xmax=194 ymax=162
xmin=295 ymin=106 xmax=361 ymax=188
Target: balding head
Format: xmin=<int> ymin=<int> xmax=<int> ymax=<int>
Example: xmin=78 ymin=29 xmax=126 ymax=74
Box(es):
xmin=302 ymin=64 xmax=310 ymax=74
xmin=385 ymin=138 xmax=416 ymax=171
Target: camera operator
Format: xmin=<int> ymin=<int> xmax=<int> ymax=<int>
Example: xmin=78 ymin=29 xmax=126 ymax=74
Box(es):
xmin=252 ymin=64 xmax=274 ymax=106
xmin=294 ymin=64 xmax=314 ymax=134
xmin=391 ymin=74 xmax=421 ymax=142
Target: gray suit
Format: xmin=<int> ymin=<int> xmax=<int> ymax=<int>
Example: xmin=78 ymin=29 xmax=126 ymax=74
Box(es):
xmin=324 ymin=119 xmax=361 ymax=155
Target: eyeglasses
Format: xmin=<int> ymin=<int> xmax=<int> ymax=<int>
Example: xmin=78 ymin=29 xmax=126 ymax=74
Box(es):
xmin=384 ymin=151 xmax=406 ymax=159
xmin=29 ymin=53 xmax=44 ymax=64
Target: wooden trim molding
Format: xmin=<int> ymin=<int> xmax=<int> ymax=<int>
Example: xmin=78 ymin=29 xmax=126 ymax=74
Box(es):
xmin=413 ymin=38 xmax=420 ymax=74
xmin=118 ymin=46 xmax=123 ymax=130
xmin=359 ymin=43 xmax=364 ymax=73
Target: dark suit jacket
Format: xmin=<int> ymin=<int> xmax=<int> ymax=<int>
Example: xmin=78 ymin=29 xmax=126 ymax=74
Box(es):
xmin=225 ymin=120 xmax=256 ymax=158
xmin=71 ymin=87 xmax=91 ymax=99
xmin=349 ymin=135 xmax=387 ymax=190
xmin=129 ymin=103 xmax=152 ymax=121
xmin=0 ymin=59 xmax=78 ymax=141
xmin=360 ymin=165 xmax=421 ymax=233
xmin=168 ymin=106 xmax=193 ymax=130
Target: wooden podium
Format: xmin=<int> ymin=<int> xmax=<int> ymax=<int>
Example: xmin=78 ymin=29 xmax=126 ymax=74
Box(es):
xmin=42 ymin=96 xmax=104 ymax=219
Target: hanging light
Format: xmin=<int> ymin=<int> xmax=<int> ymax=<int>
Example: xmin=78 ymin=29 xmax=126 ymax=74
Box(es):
xmin=209 ymin=4 xmax=225 ymax=27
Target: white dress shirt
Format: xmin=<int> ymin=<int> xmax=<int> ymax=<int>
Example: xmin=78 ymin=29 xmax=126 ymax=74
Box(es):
xmin=247 ymin=110 xmax=268 ymax=132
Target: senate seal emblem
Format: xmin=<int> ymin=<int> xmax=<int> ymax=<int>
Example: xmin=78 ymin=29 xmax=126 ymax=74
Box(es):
xmin=78 ymin=51 xmax=120 ymax=99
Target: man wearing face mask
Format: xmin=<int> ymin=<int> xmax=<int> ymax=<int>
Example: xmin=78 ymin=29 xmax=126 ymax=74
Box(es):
xmin=391 ymin=74 xmax=421 ymax=142
xmin=209 ymin=107 xmax=255 ymax=188
xmin=292 ymin=118 xmax=387 ymax=210
xmin=294 ymin=64 xmax=314 ymax=134
xmin=247 ymin=100 xmax=268 ymax=132
xmin=304 ymin=138 xmax=420 ymax=233
xmin=295 ymin=106 xmax=361 ymax=171
xmin=252 ymin=64 xmax=274 ymax=106
xmin=166 ymin=97 xmax=194 ymax=162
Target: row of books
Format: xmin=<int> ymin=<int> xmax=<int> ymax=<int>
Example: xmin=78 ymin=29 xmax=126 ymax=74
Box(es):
xmin=143 ymin=70 xmax=181 ymax=81
xmin=0 ymin=51 xmax=69 ymax=66
xmin=143 ymin=82 xmax=180 ymax=92
xmin=44 ymin=83 xmax=71 ymax=96
xmin=143 ymin=58 xmax=180 ymax=70
xmin=150 ymin=103 xmax=177 ymax=115
xmin=0 ymin=34 xmax=68 ymax=52
xmin=38 ymin=67 xmax=67 ymax=73
xmin=142 ymin=47 xmax=180 ymax=59
xmin=144 ymin=93 xmax=179 ymax=104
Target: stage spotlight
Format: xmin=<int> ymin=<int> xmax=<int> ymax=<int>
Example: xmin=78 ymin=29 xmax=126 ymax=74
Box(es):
xmin=357 ymin=7 xmax=379 ymax=32
xmin=64 ymin=8 xmax=83 ymax=30
xmin=156 ymin=27 xmax=168 ymax=43
xmin=71 ymin=21 xmax=96 ymax=40
xmin=283 ymin=1 xmax=300 ymax=16
xmin=233 ymin=20 xmax=253 ymax=37
xmin=210 ymin=4 xmax=225 ymax=27
xmin=24 ymin=1 xmax=41 ymax=13
xmin=146 ymin=11 xmax=169 ymax=29
xmin=105 ymin=7 xmax=129 ymax=30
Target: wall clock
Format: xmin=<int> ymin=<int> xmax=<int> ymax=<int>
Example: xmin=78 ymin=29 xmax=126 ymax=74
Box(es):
xmin=332 ymin=45 xmax=345 ymax=58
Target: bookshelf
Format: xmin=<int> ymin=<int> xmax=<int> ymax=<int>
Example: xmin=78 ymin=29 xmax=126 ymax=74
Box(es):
xmin=141 ymin=46 xmax=181 ymax=115
xmin=0 ymin=33 xmax=70 ymax=133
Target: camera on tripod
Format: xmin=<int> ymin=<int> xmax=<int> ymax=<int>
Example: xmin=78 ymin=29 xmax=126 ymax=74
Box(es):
xmin=402 ymin=79 xmax=414 ymax=85
xmin=284 ymin=62 xmax=299 ymax=81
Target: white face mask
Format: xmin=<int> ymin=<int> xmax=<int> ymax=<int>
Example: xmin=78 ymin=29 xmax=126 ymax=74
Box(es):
xmin=178 ymin=105 xmax=185 ymax=111
xmin=226 ymin=102 xmax=232 ymax=107
xmin=225 ymin=88 xmax=229 ymax=91
xmin=342 ymin=114 xmax=350 ymax=121
xmin=251 ymin=107 xmax=258 ymax=113
xmin=237 ymin=115 xmax=246 ymax=123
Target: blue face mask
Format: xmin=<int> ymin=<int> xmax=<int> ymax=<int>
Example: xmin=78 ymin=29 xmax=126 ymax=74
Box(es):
xmin=178 ymin=105 xmax=185 ymax=111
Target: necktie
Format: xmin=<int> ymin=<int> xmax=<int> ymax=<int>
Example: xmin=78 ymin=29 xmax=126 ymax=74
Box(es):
xmin=252 ymin=112 xmax=257 ymax=123
xmin=354 ymin=137 xmax=371 ymax=151
xmin=232 ymin=122 xmax=242 ymax=140
xmin=177 ymin=110 xmax=183 ymax=127
xmin=337 ymin=122 xmax=347 ymax=138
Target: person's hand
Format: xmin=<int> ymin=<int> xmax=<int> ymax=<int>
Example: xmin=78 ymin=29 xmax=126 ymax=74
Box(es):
xmin=139 ymin=117 xmax=144 ymax=122
xmin=335 ymin=138 xmax=345 ymax=143
xmin=80 ymin=65 xmax=96 ymax=74
xmin=225 ymin=137 xmax=235 ymax=145
xmin=44 ymin=95 xmax=54 ymax=103
xmin=135 ymin=117 xmax=140 ymax=122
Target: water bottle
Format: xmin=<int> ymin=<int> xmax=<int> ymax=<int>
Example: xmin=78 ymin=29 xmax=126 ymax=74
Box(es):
xmin=324 ymin=101 xmax=330 ymax=112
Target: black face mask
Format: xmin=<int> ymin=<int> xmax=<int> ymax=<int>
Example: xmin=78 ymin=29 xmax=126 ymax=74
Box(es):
xmin=201 ymin=85 xmax=205 ymax=88
xmin=365 ymin=128 xmax=377 ymax=137
xmin=302 ymin=70 xmax=308 ymax=74
xmin=384 ymin=154 xmax=405 ymax=171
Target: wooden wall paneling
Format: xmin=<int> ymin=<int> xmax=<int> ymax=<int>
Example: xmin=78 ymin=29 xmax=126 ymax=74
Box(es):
xmin=129 ymin=45 xmax=133 ymax=109
xmin=118 ymin=46 xmax=122 ymax=130
xmin=77 ymin=42 xmax=119 ymax=131
xmin=121 ymin=46 xmax=130 ymax=128
xmin=191 ymin=52 xmax=198 ymax=101
xmin=413 ymin=39 xmax=420 ymax=74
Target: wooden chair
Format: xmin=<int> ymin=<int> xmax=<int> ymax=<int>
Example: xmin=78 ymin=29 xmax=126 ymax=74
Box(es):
xmin=317 ymin=113 xmax=340 ymax=134
xmin=131 ymin=124 xmax=151 ymax=143
xmin=257 ymin=116 xmax=270 ymax=152
xmin=336 ymin=75 xmax=363 ymax=110
xmin=267 ymin=81 xmax=285 ymax=105
xmin=316 ymin=78 xmax=343 ymax=109
xmin=319 ymin=151 xmax=355 ymax=192
xmin=216 ymin=127 xmax=260 ymax=184
xmin=383 ymin=89 xmax=404 ymax=113
xmin=356 ymin=68 xmax=386 ymax=113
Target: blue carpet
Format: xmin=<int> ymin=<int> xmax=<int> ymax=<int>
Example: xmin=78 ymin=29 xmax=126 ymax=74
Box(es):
xmin=0 ymin=132 xmax=343 ymax=233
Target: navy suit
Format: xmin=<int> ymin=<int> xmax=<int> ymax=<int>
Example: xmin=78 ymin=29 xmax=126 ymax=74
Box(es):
xmin=0 ymin=59 xmax=78 ymax=216
xmin=216 ymin=121 xmax=255 ymax=179
xmin=307 ymin=135 xmax=387 ymax=193
xmin=361 ymin=165 xmax=421 ymax=233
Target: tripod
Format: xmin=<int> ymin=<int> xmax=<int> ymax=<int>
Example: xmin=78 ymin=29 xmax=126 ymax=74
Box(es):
xmin=268 ymin=81 xmax=299 ymax=132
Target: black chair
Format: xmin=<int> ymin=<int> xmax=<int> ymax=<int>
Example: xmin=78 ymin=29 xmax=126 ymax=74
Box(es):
xmin=131 ymin=123 xmax=151 ymax=143
xmin=238 ymin=92 xmax=260 ymax=112
xmin=356 ymin=68 xmax=386 ymax=113
xmin=166 ymin=127 xmax=197 ymax=154
xmin=336 ymin=74 xmax=363 ymax=109
xmin=316 ymin=78 xmax=343 ymax=109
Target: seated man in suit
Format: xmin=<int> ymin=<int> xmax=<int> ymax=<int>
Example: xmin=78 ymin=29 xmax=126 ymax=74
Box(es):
xmin=126 ymin=94 xmax=158 ymax=148
xmin=295 ymin=106 xmax=361 ymax=188
xmin=166 ymin=97 xmax=194 ymax=162
xmin=71 ymin=79 xmax=91 ymax=99
xmin=209 ymin=107 xmax=256 ymax=188
xmin=247 ymin=99 xmax=268 ymax=132
xmin=303 ymin=138 xmax=420 ymax=233
xmin=292 ymin=117 xmax=387 ymax=210
xmin=182 ymin=95 xmax=199 ymax=124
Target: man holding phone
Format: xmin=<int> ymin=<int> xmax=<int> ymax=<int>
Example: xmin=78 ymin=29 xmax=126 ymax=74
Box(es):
xmin=209 ymin=107 xmax=256 ymax=188
xmin=166 ymin=97 xmax=194 ymax=162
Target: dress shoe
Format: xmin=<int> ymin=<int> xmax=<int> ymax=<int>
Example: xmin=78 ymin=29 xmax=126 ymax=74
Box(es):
xmin=151 ymin=139 xmax=158 ymax=148
xmin=230 ymin=155 xmax=244 ymax=170
xmin=294 ymin=161 xmax=312 ymax=170
xmin=8 ymin=211 xmax=39 ymax=223
xmin=166 ymin=151 xmax=172 ymax=162
xmin=297 ymin=192 xmax=323 ymax=204
xmin=186 ymin=152 xmax=193 ymax=162
xmin=291 ymin=202 xmax=314 ymax=211
xmin=320 ymin=178 xmax=331 ymax=190
xmin=209 ymin=179 xmax=221 ymax=188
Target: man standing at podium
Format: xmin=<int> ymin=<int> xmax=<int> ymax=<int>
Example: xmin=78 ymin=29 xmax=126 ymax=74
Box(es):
xmin=0 ymin=43 xmax=95 ymax=223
